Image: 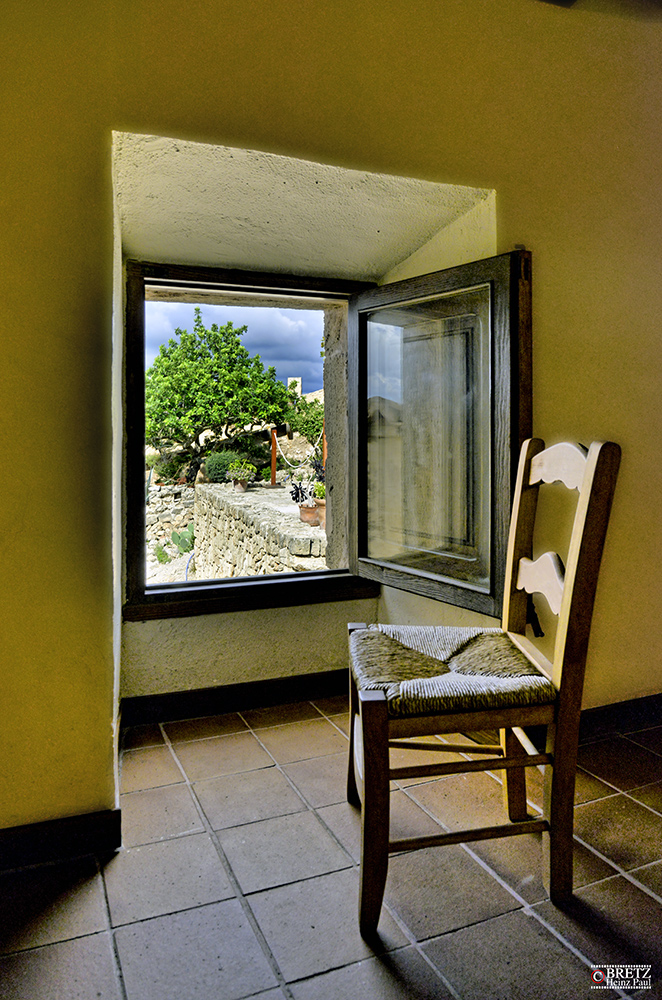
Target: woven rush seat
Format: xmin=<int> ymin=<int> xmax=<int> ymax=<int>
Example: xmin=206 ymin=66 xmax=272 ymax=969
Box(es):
xmin=349 ymin=625 xmax=557 ymax=718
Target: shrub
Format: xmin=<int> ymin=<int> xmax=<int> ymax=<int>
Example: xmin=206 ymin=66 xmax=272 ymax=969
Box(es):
xmin=205 ymin=451 xmax=238 ymax=483
xmin=149 ymin=452 xmax=189 ymax=483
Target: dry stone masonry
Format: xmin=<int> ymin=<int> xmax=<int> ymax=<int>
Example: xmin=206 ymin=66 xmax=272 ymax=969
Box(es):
xmin=194 ymin=484 xmax=327 ymax=577
xmin=146 ymin=483 xmax=196 ymax=546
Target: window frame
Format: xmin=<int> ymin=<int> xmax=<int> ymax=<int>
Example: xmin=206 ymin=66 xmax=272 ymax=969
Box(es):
xmin=348 ymin=250 xmax=532 ymax=618
xmin=123 ymin=259 xmax=379 ymax=622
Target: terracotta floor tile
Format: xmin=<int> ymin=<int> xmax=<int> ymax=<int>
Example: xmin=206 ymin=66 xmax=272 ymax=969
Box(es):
xmin=534 ymin=875 xmax=662 ymax=968
xmin=526 ymin=764 xmax=614 ymax=808
xmin=384 ymin=844 xmax=519 ymax=941
xmin=122 ymin=724 xmax=164 ymax=750
xmin=241 ymin=701 xmax=321 ymax=728
xmin=282 ymin=752 xmax=348 ymax=807
xmin=0 ymin=858 xmax=107 ymax=955
xmin=390 ymin=737 xmax=465 ymax=787
xmin=218 ymin=811 xmax=351 ymax=893
xmin=406 ymin=770 xmax=506 ymax=830
xmin=0 ymin=933 xmax=122 ymax=1000
xmin=327 ymin=712 xmax=350 ymax=736
xmin=472 ymin=832 xmax=617 ymax=904
xmin=13 ymin=698 xmax=662 ymax=1000
xmin=317 ymin=791 xmax=443 ymax=864
xmin=103 ymin=833 xmax=234 ymax=926
xmin=629 ymin=860 xmax=662 ymax=898
xmin=114 ymin=899 xmax=277 ymax=1000
xmin=623 ymin=725 xmax=662 ymax=756
xmin=172 ymin=730 xmax=274 ymax=780
xmin=289 ymin=948 xmax=454 ymax=1000
xmin=311 ymin=694 xmax=349 ymax=717
xmin=255 ymin=718 xmax=348 ymax=764
xmin=574 ymin=794 xmax=662 ymax=869
xmin=248 ymin=868 xmax=407 ymax=982
xmin=423 ymin=909 xmax=591 ymax=1000
xmin=120 ymin=745 xmax=183 ymax=793
xmin=194 ymin=766 xmax=306 ymax=830
xmin=162 ymin=713 xmax=247 ymax=742
xmin=577 ymin=736 xmax=662 ymax=790
xmin=119 ymin=785 xmax=204 ymax=847
xmin=627 ymin=780 xmax=662 ymax=815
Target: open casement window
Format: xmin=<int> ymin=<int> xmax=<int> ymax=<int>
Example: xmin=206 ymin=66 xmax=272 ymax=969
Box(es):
xmin=348 ymin=251 xmax=532 ymax=617
xmin=123 ymin=260 xmax=379 ymax=621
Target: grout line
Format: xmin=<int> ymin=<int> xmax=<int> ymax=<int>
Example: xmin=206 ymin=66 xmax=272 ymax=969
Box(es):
xmin=118 ymin=710 xmax=658 ymax=999
xmin=571 ymin=833 xmax=662 ymax=907
xmin=394 ymin=773 xmax=633 ymax=996
xmin=158 ymin=723 xmax=297 ymax=1000
xmin=161 ymin=709 xmax=461 ymax=998
xmin=96 ymin=857 xmax=130 ymax=1000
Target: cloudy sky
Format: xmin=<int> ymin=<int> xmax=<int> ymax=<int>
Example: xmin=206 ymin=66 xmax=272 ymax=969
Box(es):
xmin=145 ymin=301 xmax=325 ymax=394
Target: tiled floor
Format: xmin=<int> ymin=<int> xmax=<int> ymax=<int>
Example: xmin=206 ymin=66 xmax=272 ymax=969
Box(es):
xmin=2 ymin=696 xmax=662 ymax=999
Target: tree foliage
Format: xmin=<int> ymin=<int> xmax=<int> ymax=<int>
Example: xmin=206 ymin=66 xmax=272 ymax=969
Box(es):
xmin=145 ymin=308 xmax=290 ymax=455
xmin=285 ymin=388 xmax=325 ymax=445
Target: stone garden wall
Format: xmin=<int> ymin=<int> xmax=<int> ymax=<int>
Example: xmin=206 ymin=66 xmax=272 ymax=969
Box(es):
xmin=194 ymin=484 xmax=327 ymax=577
xmin=146 ymin=483 xmax=196 ymax=545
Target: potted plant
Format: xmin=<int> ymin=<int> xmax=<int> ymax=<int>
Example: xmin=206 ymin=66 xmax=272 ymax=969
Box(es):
xmin=312 ymin=481 xmax=326 ymax=530
xmin=226 ymin=459 xmax=256 ymax=492
xmin=290 ymin=475 xmax=326 ymax=528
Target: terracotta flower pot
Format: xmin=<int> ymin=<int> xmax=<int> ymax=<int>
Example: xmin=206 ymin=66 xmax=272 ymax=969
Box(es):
xmin=314 ymin=498 xmax=326 ymax=530
xmin=299 ymin=504 xmax=320 ymax=526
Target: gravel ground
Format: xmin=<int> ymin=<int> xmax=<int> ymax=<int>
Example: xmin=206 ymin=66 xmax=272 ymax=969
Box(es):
xmin=145 ymin=549 xmax=197 ymax=585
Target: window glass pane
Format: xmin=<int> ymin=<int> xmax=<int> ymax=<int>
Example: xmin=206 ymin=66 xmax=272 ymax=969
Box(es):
xmin=365 ymin=283 xmax=491 ymax=591
xmin=143 ymin=297 xmax=332 ymax=586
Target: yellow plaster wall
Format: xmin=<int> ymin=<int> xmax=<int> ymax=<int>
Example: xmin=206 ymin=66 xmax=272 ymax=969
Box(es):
xmin=2 ymin=0 xmax=661 ymax=828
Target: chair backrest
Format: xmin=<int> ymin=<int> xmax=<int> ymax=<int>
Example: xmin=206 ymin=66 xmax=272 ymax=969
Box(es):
xmin=502 ymin=438 xmax=621 ymax=700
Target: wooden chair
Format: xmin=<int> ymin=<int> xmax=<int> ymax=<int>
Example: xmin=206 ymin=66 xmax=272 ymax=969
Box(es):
xmin=347 ymin=437 xmax=620 ymax=937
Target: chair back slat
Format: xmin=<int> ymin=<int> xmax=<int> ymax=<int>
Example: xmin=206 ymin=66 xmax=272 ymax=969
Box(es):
xmin=529 ymin=441 xmax=587 ymax=491
xmin=516 ymin=552 xmax=565 ymax=615
xmin=503 ymin=437 xmax=620 ymax=697
xmin=551 ymin=440 xmax=621 ymax=691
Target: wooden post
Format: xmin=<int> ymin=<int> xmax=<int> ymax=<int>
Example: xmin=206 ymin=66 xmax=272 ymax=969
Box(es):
xmin=270 ymin=427 xmax=277 ymax=486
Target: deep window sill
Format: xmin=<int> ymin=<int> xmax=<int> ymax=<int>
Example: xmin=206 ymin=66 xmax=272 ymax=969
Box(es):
xmin=122 ymin=570 xmax=380 ymax=621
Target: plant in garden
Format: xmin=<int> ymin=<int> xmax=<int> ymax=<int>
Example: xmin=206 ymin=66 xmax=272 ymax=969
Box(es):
xmin=289 ymin=477 xmax=315 ymax=506
xmin=226 ymin=459 xmax=257 ymax=482
xmin=154 ymin=543 xmax=171 ymax=564
xmin=172 ymin=524 xmax=195 ymax=554
xmin=205 ymin=451 xmax=238 ymax=483
xmin=145 ymin=307 xmax=290 ymax=458
xmin=313 ymin=482 xmax=326 ymax=500
xmin=284 ymin=386 xmax=324 ymax=446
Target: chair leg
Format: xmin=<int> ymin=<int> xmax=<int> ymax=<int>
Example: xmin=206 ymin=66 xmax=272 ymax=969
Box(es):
xmin=347 ymin=670 xmax=361 ymax=808
xmin=357 ymin=690 xmax=390 ymax=938
xmin=500 ymin=728 xmax=529 ymax=822
xmin=542 ymin=726 xmax=577 ymax=904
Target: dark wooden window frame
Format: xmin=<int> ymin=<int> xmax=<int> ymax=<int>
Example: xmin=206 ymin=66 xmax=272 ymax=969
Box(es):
xmin=123 ymin=260 xmax=379 ymax=622
xmin=348 ymin=250 xmax=532 ymax=618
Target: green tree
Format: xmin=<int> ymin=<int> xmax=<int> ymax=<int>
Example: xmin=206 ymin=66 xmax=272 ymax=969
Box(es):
xmin=285 ymin=386 xmax=325 ymax=445
xmin=145 ymin=308 xmax=290 ymax=456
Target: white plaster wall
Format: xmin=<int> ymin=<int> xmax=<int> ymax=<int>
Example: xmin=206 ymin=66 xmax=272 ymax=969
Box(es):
xmin=381 ymin=193 xmax=497 ymax=284
xmin=121 ymin=598 xmax=378 ymax=698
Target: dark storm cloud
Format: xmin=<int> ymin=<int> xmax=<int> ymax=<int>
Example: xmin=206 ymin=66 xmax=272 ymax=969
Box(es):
xmin=145 ymin=301 xmax=324 ymax=393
